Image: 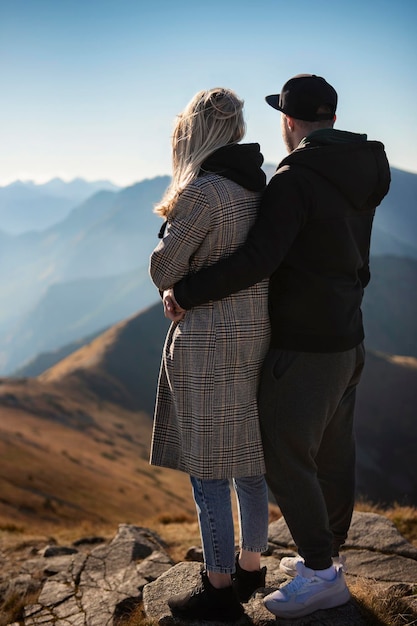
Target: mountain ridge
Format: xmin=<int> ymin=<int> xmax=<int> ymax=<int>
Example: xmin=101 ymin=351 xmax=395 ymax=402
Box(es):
xmin=0 ymin=167 xmax=416 ymax=517
xmin=0 ymin=177 xmax=121 ymax=235
xmin=0 ymin=305 xmax=188 ymax=529
xmin=0 ymin=167 xmax=415 ymax=375
xmin=1 ymin=302 xmax=416 ymax=523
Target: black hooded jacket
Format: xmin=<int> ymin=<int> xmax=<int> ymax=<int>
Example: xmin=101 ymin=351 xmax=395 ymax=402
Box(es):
xmin=174 ymin=129 xmax=391 ymax=352
xmin=200 ymin=142 xmax=266 ymax=191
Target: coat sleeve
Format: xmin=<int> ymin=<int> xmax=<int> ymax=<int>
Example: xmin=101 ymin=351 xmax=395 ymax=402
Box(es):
xmin=173 ymin=171 xmax=307 ymax=309
xmin=149 ymin=185 xmax=211 ymax=291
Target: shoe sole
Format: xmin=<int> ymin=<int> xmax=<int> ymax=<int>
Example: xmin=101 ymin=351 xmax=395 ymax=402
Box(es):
xmin=264 ymin=586 xmax=351 ymax=618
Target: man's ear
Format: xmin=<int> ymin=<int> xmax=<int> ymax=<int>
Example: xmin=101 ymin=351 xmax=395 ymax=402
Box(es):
xmin=285 ymin=115 xmax=295 ymax=132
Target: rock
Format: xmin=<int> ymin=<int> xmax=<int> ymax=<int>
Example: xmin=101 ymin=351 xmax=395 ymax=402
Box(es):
xmin=136 ymin=549 xmax=174 ymax=580
xmin=143 ymin=512 xmax=417 ymax=625
xmin=43 ymin=545 xmax=79 ymax=558
xmin=143 ymin=561 xmax=368 ymax=626
xmin=38 ymin=580 xmax=74 ymax=606
xmin=42 ymin=553 xmax=87 ymax=580
xmin=23 ymin=524 xmax=169 ymax=625
xmin=269 ymin=511 xmax=417 ymax=559
xmin=72 ymin=536 xmax=106 ymax=547
xmin=6 ymin=573 xmax=42 ymax=598
xmin=345 ymin=512 xmax=417 ymax=558
xmin=268 ymin=511 xmax=417 ymax=585
xmin=340 ymin=548 xmax=417 ymax=583
xmin=2 ymin=513 xmax=416 ymax=624
xmin=268 ymin=517 xmax=294 ymax=547
xmin=244 ymin=594 xmax=369 ymax=625
xmin=142 ymin=561 xmax=241 ymax=624
xmin=143 ymin=561 xmax=199 ymax=619
xmin=185 ymin=545 xmax=204 ymax=562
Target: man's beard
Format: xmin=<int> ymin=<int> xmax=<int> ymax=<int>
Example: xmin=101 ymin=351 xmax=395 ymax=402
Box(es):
xmin=282 ymin=123 xmax=297 ymax=153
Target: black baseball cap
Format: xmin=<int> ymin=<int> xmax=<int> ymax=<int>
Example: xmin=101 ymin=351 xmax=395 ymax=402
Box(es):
xmin=265 ymin=74 xmax=337 ymax=122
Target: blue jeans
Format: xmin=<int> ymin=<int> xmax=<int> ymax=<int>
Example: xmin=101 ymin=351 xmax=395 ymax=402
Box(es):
xmin=190 ymin=475 xmax=269 ymax=574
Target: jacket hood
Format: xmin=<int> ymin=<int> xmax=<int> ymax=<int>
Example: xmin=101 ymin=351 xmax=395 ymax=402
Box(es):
xmin=281 ymin=129 xmax=391 ymax=210
xmin=201 ymin=143 xmax=266 ymax=192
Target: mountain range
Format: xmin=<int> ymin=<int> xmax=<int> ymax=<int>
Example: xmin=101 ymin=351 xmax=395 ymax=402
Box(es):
xmin=0 ymin=168 xmax=416 ymax=375
xmin=0 ymin=177 xmax=121 ymax=234
xmin=0 ymin=176 xmax=170 ymax=372
xmin=0 ymin=167 xmax=416 ymax=518
xmin=1 ymin=302 xmax=416 ymax=533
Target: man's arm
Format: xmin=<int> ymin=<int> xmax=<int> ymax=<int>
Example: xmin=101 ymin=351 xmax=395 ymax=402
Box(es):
xmin=358 ymin=256 xmax=370 ymax=289
xmin=173 ymin=171 xmax=306 ymax=309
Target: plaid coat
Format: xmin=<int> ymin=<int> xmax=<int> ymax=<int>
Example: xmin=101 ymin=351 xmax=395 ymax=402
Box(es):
xmin=149 ymin=172 xmax=270 ymax=479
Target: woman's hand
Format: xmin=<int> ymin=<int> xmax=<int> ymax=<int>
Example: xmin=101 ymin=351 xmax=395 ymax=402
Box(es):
xmin=163 ymin=288 xmax=186 ymax=321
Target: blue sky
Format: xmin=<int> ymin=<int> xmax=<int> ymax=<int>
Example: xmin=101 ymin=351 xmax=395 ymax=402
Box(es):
xmin=1 ymin=0 xmax=416 ymax=186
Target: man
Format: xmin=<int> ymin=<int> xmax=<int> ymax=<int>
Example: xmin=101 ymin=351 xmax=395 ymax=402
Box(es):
xmin=164 ymin=74 xmax=391 ymax=618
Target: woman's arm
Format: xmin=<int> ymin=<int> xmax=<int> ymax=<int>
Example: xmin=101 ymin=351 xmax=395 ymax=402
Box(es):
xmin=149 ymin=185 xmax=211 ymax=291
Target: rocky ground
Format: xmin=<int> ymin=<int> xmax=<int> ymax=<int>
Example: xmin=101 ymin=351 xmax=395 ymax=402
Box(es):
xmin=1 ymin=511 xmax=417 ymax=625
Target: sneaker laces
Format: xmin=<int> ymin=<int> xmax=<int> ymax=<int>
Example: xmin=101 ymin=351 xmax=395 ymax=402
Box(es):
xmin=279 ymin=563 xmax=313 ymax=597
xmin=279 ymin=574 xmax=311 ymax=595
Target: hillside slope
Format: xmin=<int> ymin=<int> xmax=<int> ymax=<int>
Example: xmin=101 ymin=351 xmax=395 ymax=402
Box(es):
xmin=0 ymin=305 xmax=192 ymax=530
xmin=1 ymin=167 xmax=416 ymax=375
xmin=356 ymin=351 xmax=417 ymax=505
xmin=2 ymin=268 xmax=158 ymax=374
xmin=1 ymin=301 xmax=416 ymax=529
xmin=39 ymin=303 xmax=169 ymax=414
xmin=362 ymin=255 xmax=417 ymax=357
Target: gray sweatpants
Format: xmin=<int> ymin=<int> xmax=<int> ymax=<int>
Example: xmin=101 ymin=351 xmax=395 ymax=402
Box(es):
xmin=258 ymin=344 xmax=365 ymax=571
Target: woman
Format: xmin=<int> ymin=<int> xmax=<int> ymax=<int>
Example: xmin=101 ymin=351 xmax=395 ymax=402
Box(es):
xmin=149 ymin=87 xmax=270 ymax=621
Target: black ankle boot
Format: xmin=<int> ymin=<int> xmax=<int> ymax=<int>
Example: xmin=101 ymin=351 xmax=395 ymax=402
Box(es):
xmin=233 ymin=555 xmax=266 ymax=602
xmin=168 ymin=569 xmax=244 ymax=621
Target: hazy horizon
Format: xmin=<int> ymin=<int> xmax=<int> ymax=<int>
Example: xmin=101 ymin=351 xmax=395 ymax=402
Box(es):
xmin=1 ymin=0 xmax=416 ymax=186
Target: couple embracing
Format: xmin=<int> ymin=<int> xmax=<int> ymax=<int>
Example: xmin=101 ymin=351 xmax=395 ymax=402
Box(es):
xmin=148 ymin=74 xmax=390 ymax=621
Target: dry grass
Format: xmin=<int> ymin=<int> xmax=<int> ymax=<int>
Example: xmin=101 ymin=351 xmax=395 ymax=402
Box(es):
xmin=385 ymin=507 xmax=417 ymax=547
xmin=123 ymin=502 xmax=417 ymax=626
xmin=0 ymin=590 xmax=41 ymax=626
xmin=120 ymin=503 xmax=417 ymax=626
xmin=0 ymin=395 xmax=196 ymax=531
xmin=1 ymin=376 xmax=416 ymax=624
xmin=349 ymin=577 xmax=417 ymax=626
xmin=148 ymin=502 xmax=417 ymax=561
xmin=1 ymin=502 xmax=417 ymax=626
xmin=355 ymin=500 xmax=417 ymax=547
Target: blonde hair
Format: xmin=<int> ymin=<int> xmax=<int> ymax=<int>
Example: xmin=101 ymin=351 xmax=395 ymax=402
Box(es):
xmin=155 ymin=88 xmax=245 ymax=217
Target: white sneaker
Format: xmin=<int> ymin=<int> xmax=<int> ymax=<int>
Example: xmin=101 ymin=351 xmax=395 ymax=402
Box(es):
xmin=279 ymin=554 xmax=347 ymax=576
xmin=264 ymin=561 xmax=350 ymax=618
